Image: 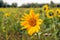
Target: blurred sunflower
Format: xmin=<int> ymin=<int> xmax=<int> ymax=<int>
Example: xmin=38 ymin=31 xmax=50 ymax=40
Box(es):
xmin=42 ymin=5 xmax=49 ymax=12
xmin=56 ymin=9 xmax=60 ymax=17
xmin=20 ymin=9 xmax=43 ymax=35
xmin=4 ymin=13 xmax=10 ymax=17
xmin=46 ymin=9 xmax=56 ymax=18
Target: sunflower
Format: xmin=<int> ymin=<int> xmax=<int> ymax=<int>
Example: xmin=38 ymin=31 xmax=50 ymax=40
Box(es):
xmin=55 ymin=9 xmax=60 ymax=17
xmin=4 ymin=13 xmax=10 ymax=17
xmin=42 ymin=5 xmax=49 ymax=12
xmin=20 ymin=9 xmax=43 ymax=35
xmin=46 ymin=9 xmax=56 ymax=18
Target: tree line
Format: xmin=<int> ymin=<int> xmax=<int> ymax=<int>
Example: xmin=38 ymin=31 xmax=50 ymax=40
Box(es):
xmin=0 ymin=0 xmax=60 ymax=8
xmin=0 ymin=0 xmax=17 ymax=7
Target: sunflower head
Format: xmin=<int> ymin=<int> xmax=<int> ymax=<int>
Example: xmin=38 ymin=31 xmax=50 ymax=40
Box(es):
xmin=20 ymin=9 xmax=43 ymax=35
xmin=4 ymin=13 xmax=10 ymax=17
xmin=42 ymin=5 xmax=49 ymax=12
xmin=56 ymin=9 xmax=60 ymax=17
xmin=46 ymin=9 xmax=56 ymax=18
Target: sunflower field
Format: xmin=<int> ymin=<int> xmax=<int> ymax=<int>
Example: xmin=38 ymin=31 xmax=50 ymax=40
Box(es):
xmin=0 ymin=5 xmax=60 ymax=40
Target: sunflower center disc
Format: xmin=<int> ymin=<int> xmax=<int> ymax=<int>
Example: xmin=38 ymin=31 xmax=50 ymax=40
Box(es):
xmin=58 ymin=13 xmax=60 ymax=15
xmin=49 ymin=12 xmax=54 ymax=16
xmin=44 ymin=8 xmax=46 ymax=10
xmin=57 ymin=11 xmax=59 ymax=13
xmin=28 ymin=18 xmax=36 ymax=26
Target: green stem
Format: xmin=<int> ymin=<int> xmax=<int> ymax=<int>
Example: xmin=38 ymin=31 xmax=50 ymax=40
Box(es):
xmin=6 ymin=31 xmax=8 ymax=40
xmin=52 ymin=18 xmax=58 ymax=40
xmin=52 ymin=18 xmax=56 ymax=31
xmin=20 ymin=30 xmax=22 ymax=40
xmin=37 ymin=33 xmax=39 ymax=40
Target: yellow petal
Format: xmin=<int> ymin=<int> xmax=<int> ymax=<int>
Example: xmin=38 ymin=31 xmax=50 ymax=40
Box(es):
xmin=21 ymin=27 xmax=27 ymax=30
xmin=37 ymin=19 xmax=43 ymax=25
xmin=20 ymin=21 xmax=28 ymax=26
xmin=34 ymin=26 xmax=40 ymax=32
xmin=22 ymin=13 xmax=30 ymax=21
xmin=29 ymin=9 xmax=35 ymax=18
xmin=28 ymin=28 xmax=36 ymax=35
xmin=21 ymin=25 xmax=30 ymax=29
xmin=36 ymin=29 xmax=39 ymax=33
xmin=35 ymin=13 xmax=40 ymax=19
xmin=24 ymin=13 xmax=29 ymax=17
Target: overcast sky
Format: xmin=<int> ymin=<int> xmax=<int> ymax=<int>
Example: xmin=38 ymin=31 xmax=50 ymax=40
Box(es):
xmin=3 ymin=0 xmax=60 ymax=6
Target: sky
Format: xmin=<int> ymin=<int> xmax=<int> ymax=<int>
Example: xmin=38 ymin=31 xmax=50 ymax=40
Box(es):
xmin=3 ymin=0 xmax=60 ymax=6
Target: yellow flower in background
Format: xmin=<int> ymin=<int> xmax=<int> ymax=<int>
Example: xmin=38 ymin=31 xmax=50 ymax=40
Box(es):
xmin=20 ymin=9 xmax=43 ymax=35
xmin=42 ymin=5 xmax=49 ymax=12
xmin=56 ymin=9 xmax=60 ymax=17
xmin=4 ymin=13 xmax=10 ymax=17
xmin=46 ymin=9 xmax=56 ymax=18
